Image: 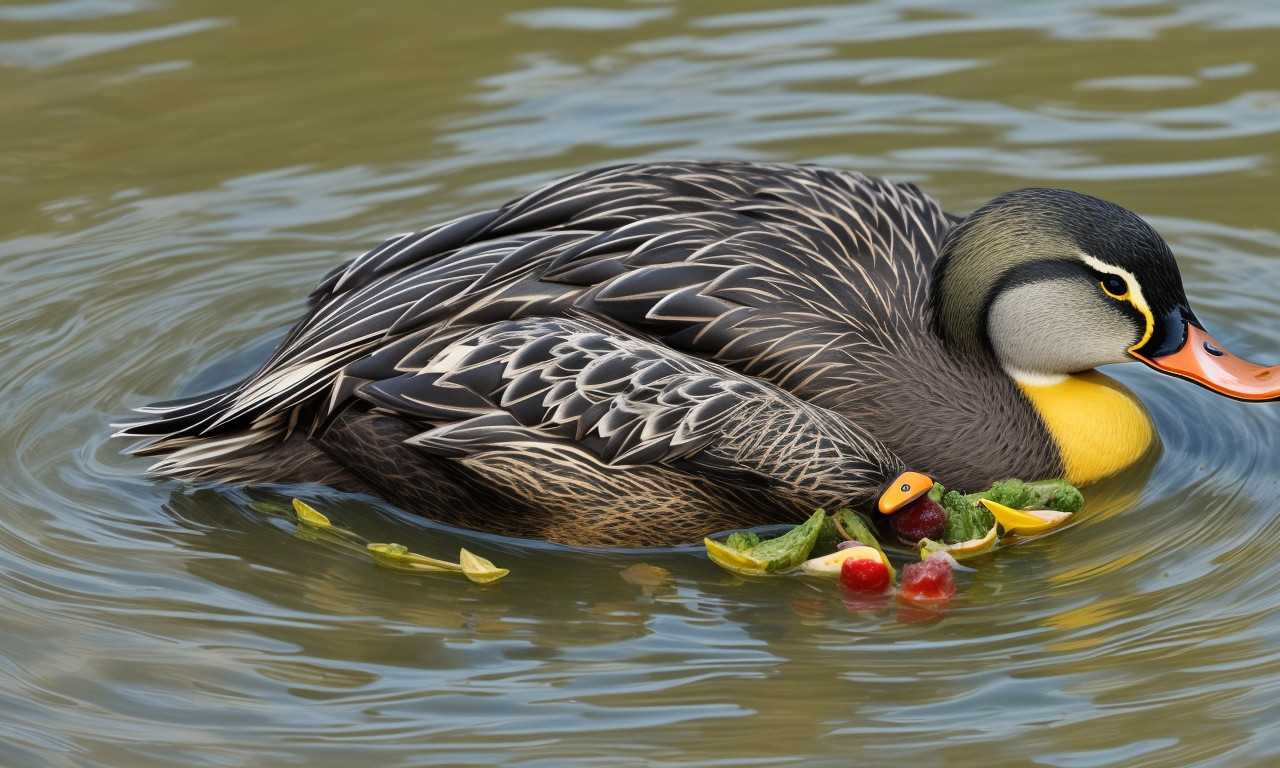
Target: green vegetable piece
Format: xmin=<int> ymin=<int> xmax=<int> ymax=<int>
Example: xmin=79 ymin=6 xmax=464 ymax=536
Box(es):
xmin=831 ymin=508 xmax=885 ymax=556
xmin=918 ymin=538 xmax=948 ymax=558
xmin=746 ymin=510 xmax=826 ymax=572
xmin=705 ymin=511 xmax=827 ymax=576
xmin=287 ymin=498 xmax=365 ymax=543
xmin=926 ymin=483 xmax=946 ymax=503
xmin=367 ymin=543 xmax=463 ymax=573
xmin=1025 ymin=479 xmax=1084 ymax=513
xmin=725 ymin=531 xmax=762 ymax=552
xmin=292 ymin=499 xmax=332 ymax=529
xmin=249 ymin=501 xmax=293 ymax=516
xmin=940 ymin=491 xmax=995 ymax=544
xmin=705 ymin=538 xmax=771 ymax=576
xmin=816 ymin=513 xmax=840 ymax=545
xmin=965 ymin=478 xmax=1084 ymax=514
xmin=974 ymin=479 xmax=1035 ymax=510
xmin=459 ymin=548 xmax=509 ymax=584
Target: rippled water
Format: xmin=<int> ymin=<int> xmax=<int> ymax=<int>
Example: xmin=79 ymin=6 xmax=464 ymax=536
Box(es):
xmin=4 ymin=1 xmax=1280 ymax=765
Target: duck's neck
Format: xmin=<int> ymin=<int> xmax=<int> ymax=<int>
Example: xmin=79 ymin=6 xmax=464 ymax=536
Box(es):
xmin=1015 ymin=370 xmax=1155 ymax=485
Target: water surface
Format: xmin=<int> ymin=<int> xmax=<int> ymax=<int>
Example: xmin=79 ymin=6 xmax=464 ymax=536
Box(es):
xmin=4 ymin=1 xmax=1280 ymax=766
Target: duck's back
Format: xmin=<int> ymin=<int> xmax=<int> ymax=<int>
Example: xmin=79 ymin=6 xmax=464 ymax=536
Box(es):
xmin=124 ymin=161 xmax=1059 ymax=491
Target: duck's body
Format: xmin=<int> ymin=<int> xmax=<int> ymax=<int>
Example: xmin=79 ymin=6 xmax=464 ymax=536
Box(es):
xmin=118 ymin=161 xmax=1277 ymax=546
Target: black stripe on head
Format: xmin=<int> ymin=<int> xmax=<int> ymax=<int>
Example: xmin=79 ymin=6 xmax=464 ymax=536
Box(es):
xmin=979 ymin=258 xmax=1146 ymax=351
xmin=1026 ymin=189 xmax=1190 ymax=325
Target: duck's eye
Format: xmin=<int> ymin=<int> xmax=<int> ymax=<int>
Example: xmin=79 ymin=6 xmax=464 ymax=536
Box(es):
xmin=1100 ymin=275 xmax=1129 ymax=299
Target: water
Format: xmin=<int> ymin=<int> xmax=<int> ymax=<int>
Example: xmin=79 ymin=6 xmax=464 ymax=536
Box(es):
xmin=3 ymin=1 xmax=1280 ymax=765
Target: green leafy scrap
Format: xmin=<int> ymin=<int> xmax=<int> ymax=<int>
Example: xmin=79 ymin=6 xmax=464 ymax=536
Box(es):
xmin=831 ymin=508 xmax=885 ymax=557
xmin=970 ymin=479 xmax=1035 ymax=511
xmin=745 ymin=510 xmax=827 ymax=572
xmin=816 ymin=514 xmax=840 ymax=545
xmin=965 ymin=478 xmax=1084 ymax=514
xmin=940 ymin=491 xmax=995 ymax=544
xmin=725 ymin=531 xmax=762 ymax=551
xmin=1024 ymin=479 xmax=1084 ymax=513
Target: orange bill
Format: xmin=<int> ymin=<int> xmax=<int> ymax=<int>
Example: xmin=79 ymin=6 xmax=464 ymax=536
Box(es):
xmin=878 ymin=471 xmax=933 ymax=515
xmin=1134 ymin=325 xmax=1280 ymax=401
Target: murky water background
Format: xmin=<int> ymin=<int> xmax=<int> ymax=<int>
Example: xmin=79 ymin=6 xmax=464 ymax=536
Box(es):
xmin=4 ymin=1 xmax=1280 ymax=765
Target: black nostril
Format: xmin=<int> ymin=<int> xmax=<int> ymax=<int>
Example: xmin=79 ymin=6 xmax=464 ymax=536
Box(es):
xmin=1204 ymin=342 xmax=1225 ymax=357
xmin=900 ymin=483 xmax=911 ymax=493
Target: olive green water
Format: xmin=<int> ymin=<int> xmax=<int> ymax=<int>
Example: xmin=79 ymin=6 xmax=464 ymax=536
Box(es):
xmin=4 ymin=1 xmax=1280 ymax=766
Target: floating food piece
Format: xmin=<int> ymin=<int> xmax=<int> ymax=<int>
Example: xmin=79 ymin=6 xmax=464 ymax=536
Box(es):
xmin=840 ymin=556 xmax=892 ymax=594
xmin=724 ymin=531 xmax=761 ymax=551
xmin=937 ymin=489 xmax=996 ymax=544
xmin=274 ymin=500 xmax=511 ymax=582
xmin=917 ymin=522 xmax=998 ymax=559
xmin=898 ymin=551 xmax=956 ymax=604
xmin=367 ymin=543 xmax=463 ymax=573
xmin=704 ymin=510 xmax=826 ymax=575
xmin=831 ymin=508 xmax=886 ymax=557
xmin=289 ymin=498 xmax=365 ymax=543
xmin=703 ymin=538 xmax=769 ymax=576
xmin=619 ymin=563 xmax=671 ymax=588
xmin=459 ymin=548 xmax=509 ymax=584
xmin=292 ymin=498 xmax=332 ymax=528
xmin=968 ymin=478 xmax=1084 ymax=514
xmin=890 ymin=495 xmax=948 ymax=545
xmin=800 ymin=545 xmax=888 ymax=578
xmin=979 ymin=500 xmax=1072 ymax=535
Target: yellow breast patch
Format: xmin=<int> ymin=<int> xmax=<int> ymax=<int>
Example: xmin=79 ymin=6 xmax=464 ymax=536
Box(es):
xmin=1019 ymin=371 xmax=1155 ymax=485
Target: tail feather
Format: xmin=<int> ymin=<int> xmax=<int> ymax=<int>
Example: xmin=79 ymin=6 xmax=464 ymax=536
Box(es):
xmin=143 ymin=428 xmax=283 ymax=482
xmin=113 ymin=384 xmax=247 ymax=454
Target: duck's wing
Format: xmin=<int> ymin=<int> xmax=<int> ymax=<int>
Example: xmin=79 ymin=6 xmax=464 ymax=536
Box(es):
xmin=323 ymin=315 xmax=905 ymax=511
xmin=120 ymin=161 xmax=953 ymax=453
xmin=325 ymin=162 xmax=954 ymax=398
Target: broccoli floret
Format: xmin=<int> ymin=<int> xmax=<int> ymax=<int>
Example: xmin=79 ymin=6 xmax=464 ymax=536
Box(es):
xmin=966 ymin=478 xmax=1084 ymax=514
xmin=1026 ymin=479 xmax=1085 ymax=513
xmin=725 ymin=531 xmax=761 ymax=552
xmin=940 ymin=490 xmax=995 ymax=544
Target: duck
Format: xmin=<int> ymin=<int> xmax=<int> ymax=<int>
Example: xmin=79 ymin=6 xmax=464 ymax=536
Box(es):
xmin=116 ymin=160 xmax=1280 ymax=547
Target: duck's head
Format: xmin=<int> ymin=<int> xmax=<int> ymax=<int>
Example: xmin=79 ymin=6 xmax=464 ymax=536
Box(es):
xmin=932 ymin=188 xmax=1280 ymax=399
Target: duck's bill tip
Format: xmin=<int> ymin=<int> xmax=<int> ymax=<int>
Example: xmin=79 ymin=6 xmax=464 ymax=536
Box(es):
xmin=1135 ymin=325 xmax=1280 ymax=401
xmin=878 ymin=471 xmax=933 ymax=514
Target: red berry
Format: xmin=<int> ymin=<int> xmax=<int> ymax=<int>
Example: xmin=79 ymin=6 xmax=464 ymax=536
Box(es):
xmin=898 ymin=552 xmax=956 ymax=603
xmin=890 ymin=496 xmax=948 ymax=545
xmin=840 ymin=556 xmax=891 ymax=594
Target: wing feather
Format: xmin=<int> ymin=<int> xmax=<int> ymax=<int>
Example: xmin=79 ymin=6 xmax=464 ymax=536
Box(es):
xmin=122 ymin=161 xmax=953 ymax=471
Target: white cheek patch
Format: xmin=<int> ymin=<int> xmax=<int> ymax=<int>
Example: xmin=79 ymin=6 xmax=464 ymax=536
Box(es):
xmin=988 ymin=279 xmax=1141 ymax=380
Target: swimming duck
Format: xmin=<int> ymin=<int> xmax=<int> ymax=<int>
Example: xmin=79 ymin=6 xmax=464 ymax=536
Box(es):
xmin=117 ymin=161 xmax=1280 ymax=546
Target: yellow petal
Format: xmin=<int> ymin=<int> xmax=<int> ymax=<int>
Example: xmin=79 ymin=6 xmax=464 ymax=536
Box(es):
xmin=459 ymin=548 xmax=509 ymax=584
xmin=980 ymin=500 xmax=1071 ymax=535
xmin=292 ymin=498 xmax=331 ymax=529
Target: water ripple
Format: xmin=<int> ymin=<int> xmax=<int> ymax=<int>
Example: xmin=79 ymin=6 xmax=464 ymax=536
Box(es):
xmin=0 ymin=18 xmax=226 ymax=70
